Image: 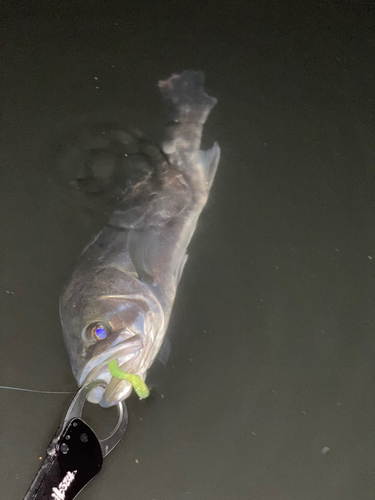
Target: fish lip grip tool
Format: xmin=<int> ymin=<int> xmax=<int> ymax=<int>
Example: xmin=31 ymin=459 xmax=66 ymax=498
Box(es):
xmin=23 ymin=379 xmax=128 ymax=500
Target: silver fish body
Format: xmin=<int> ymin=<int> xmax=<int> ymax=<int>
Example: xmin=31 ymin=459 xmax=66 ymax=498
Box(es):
xmin=59 ymin=71 xmax=220 ymax=407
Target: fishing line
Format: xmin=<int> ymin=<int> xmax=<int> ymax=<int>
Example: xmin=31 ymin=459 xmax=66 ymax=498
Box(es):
xmin=0 ymin=385 xmax=74 ymax=394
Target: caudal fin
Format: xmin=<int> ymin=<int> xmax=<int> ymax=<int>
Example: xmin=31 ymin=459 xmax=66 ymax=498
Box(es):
xmin=158 ymin=71 xmax=219 ymax=185
xmin=158 ymin=71 xmax=217 ymax=124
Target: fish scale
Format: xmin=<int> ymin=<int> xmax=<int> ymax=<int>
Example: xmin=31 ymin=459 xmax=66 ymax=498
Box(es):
xmin=59 ymin=71 xmax=220 ymax=408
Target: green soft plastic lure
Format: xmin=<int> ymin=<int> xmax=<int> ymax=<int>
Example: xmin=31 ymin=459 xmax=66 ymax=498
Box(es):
xmin=108 ymin=359 xmax=150 ymax=399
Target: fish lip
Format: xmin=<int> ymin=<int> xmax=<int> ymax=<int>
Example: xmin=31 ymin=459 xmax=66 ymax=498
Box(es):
xmin=79 ymin=336 xmax=144 ymax=385
xmin=99 ymin=380 xmax=134 ymax=408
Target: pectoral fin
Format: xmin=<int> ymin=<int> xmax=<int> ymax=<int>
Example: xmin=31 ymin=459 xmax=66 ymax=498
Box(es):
xmin=174 ymin=253 xmax=188 ymax=288
xmin=128 ymin=228 xmax=159 ymax=284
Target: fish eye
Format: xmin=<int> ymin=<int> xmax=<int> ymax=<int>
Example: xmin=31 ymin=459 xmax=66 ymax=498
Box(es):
xmin=94 ymin=325 xmax=108 ymax=340
xmin=84 ymin=322 xmax=111 ymax=342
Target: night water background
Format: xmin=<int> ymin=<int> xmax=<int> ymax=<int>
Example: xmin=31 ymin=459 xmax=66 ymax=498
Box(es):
xmin=1 ymin=2 xmax=375 ymax=499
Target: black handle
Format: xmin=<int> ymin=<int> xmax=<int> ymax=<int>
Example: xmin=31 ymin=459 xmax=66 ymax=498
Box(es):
xmin=25 ymin=418 xmax=103 ymax=500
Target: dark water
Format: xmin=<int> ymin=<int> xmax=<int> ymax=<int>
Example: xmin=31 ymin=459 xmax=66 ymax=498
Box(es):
xmin=1 ymin=2 xmax=375 ymax=499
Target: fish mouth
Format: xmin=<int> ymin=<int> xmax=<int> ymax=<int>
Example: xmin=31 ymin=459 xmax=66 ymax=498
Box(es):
xmin=80 ymin=334 xmax=145 ymax=406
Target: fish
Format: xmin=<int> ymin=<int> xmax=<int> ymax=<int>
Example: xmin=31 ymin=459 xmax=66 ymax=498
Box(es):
xmin=59 ymin=71 xmax=220 ymax=407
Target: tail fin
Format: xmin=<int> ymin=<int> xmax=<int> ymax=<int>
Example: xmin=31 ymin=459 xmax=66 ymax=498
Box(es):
xmin=158 ymin=71 xmax=217 ymax=124
xmin=158 ymin=71 xmax=219 ymax=183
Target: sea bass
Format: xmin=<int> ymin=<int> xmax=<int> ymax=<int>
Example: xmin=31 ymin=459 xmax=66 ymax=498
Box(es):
xmin=59 ymin=71 xmax=220 ymax=407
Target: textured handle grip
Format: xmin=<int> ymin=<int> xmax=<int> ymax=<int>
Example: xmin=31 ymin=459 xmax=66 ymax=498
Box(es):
xmin=24 ymin=418 xmax=103 ymax=500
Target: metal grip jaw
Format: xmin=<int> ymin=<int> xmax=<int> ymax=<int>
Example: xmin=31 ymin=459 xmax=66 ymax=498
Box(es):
xmin=24 ymin=380 xmax=128 ymax=500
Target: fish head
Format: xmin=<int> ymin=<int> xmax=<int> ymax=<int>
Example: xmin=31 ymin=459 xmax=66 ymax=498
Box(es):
xmin=59 ymin=267 xmax=164 ymax=406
